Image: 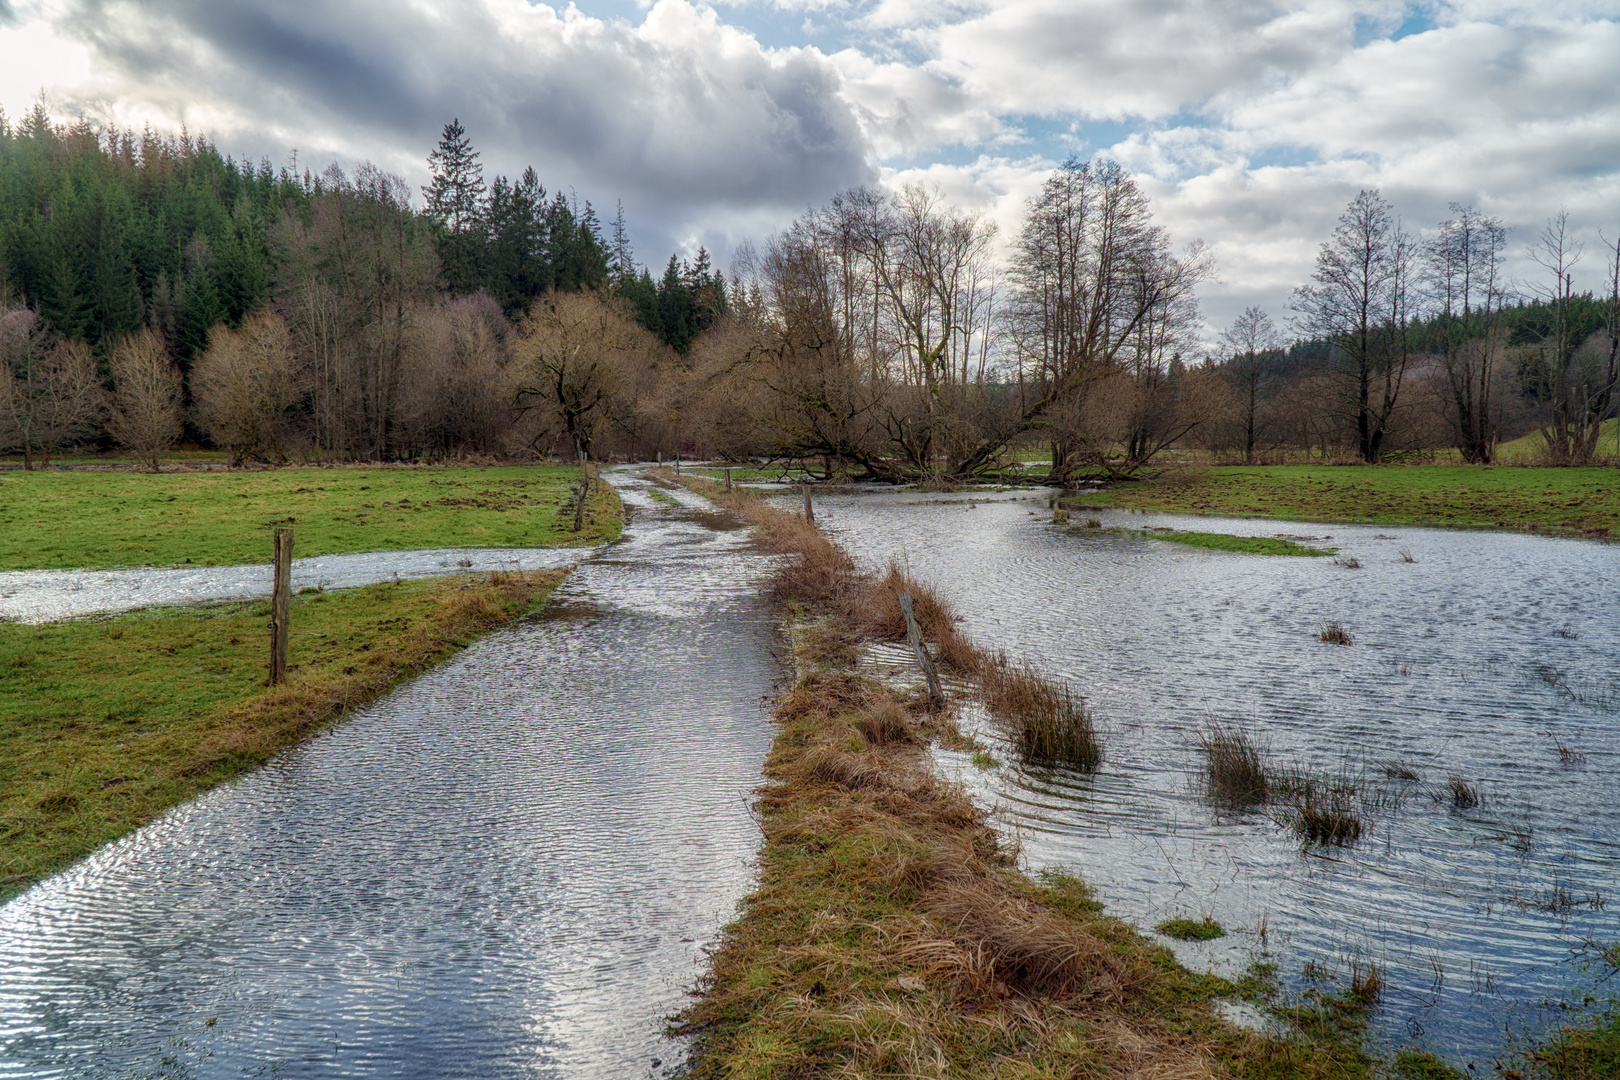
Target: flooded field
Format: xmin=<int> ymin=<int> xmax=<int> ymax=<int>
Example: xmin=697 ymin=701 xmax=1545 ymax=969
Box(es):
xmin=0 ymin=474 xmax=779 ymax=1078
xmin=0 ymin=547 xmax=589 ymax=624
xmin=802 ymin=488 xmax=1620 ymax=1063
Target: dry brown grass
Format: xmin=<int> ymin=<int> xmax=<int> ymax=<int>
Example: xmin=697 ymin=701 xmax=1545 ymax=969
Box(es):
xmin=1318 ymin=621 xmax=1354 ymax=646
xmin=980 ymin=654 xmax=1101 ymax=769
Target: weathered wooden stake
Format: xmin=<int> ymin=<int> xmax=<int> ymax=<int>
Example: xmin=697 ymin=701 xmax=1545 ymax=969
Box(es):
xmin=725 ymin=467 xmax=733 ymax=492
xmin=572 ymin=477 xmax=588 ymax=532
xmin=802 ymin=482 xmax=814 ymax=523
xmin=270 ymin=526 xmax=293 ymax=686
xmin=897 ymin=592 xmax=944 ymax=707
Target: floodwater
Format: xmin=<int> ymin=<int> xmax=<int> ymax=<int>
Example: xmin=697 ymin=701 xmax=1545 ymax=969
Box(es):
xmin=0 ymin=547 xmax=590 ymax=624
xmin=802 ymin=488 xmax=1620 ymax=1063
xmin=0 ymin=472 xmax=780 ymax=1078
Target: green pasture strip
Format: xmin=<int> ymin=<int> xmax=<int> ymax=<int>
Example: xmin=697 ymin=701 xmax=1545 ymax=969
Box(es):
xmin=0 ymin=464 xmax=621 ymax=571
xmin=1076 ymin=465 xmax=1619 ymax=535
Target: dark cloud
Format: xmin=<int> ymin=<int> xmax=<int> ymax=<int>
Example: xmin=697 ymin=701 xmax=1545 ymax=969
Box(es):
xmin=56 ymin=0 xmax=877 ymax=262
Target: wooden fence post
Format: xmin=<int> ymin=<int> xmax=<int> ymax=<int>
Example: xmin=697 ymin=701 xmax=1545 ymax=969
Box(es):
xmin=270 ymin=526 xmax=293 ymax=686
xmin=725 ymin=467 xmax=733 ymax=492
xmin=802 ymin=482 xmax=814 ymax=523
xmin=898 ymin=592 xmax=944 ymax=707
xmin=572 ymin=476 xmax=588 ymax=533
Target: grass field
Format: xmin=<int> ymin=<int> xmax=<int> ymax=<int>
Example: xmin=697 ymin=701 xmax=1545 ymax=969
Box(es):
xmin=1498 ymin=419 xmax=1620 ymax=461
xmin=0 ymin=570 xmax=566 ymax=902
xmin=1074 ymin=465 xmax=1619 ymax=536
xmin=0 ymin=464 xmax=619 ymax=571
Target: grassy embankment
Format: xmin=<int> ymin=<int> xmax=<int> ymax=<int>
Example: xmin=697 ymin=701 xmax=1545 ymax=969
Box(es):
xmin=1072 ymin=465 xmax=1619 ymax=537
xmin=656 ymin=469 xmax=1378 ymax=1080
xmin=0 ymin=466 xmax=621 ymax=901
xmin=0 ymin=463 xmax=620 ymax=571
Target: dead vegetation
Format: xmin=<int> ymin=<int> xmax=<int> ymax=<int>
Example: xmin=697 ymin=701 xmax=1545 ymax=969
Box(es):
xmin=660 ymin=468 xmax=1374 ymax=1079
xmin=1197 ymin=722 xmax=1270 ymax=807
xmin=1318 ymin=621 xmax=1354 ymax=645
xmin=979 ymin=655 xmax=1101 ymax=769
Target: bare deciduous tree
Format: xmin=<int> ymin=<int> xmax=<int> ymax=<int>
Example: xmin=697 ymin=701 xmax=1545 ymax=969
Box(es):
xmin=1522 ymin=213 xmax=1618 ymax=464
xmin=193 ymin=311 xmax=304 ymax=465
xmin=514 ymin=290 xmax=659 ymax=460
xmin=1428 ymin=204 xmax=1510 ymax=463
xmin=1219 ymin=306 xmax=1282 ymax=464
xmin=0 ymin=305 xmax=104 ymax=467
xmin=1008 ymin=158 xmax=1210 ymax=481
xmin=107 ymin=328 xmax=184 ymax=469
xmin=1293 ymin=189 xmax=1416 ymax=463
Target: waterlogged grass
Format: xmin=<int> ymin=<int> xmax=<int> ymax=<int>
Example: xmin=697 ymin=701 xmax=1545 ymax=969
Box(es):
xmin=1078 ymin=466 xmax=1620 ymax=536
xmin=1157 ymin=918 xmax=1227 ymax=941
xmin=0 ymin=570 xmax=564 ymax=901
xmin=1137 ymin=528 xmax=1332 ymax=556
xmin=0 ymin=464 xmax=620 ymax=571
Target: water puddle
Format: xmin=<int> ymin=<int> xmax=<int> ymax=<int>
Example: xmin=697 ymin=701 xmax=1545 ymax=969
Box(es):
xmin=0 ymin=548 xmax=591 ymax=624
xmin=0 ymin=470 xmax=780 ymax=1078
xmin=795 ymin=487 xmax=1620 ymax=1063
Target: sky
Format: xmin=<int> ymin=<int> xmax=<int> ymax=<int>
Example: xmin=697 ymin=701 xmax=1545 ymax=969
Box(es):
xmin=1 ymin=0 xmax=1617 ymax=338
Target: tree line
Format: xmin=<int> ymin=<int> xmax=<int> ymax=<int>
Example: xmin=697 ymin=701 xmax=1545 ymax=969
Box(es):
xmin=0 ymin=110 xmax=723 ymax=466
xmin=2 ymin=104 xmax=1615 ymax=476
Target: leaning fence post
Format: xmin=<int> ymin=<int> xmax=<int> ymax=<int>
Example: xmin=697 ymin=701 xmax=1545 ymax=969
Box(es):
xmin=802 ymin=482 xmax=814 ymax=523
xmin=270 ymin=526 xmax=293 ymax=686
xmin=898 ymin=592 xmax=944 ymax=706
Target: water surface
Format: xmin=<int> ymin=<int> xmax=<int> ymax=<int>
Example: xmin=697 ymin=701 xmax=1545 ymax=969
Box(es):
xmin=0 ymin=472 xmax=778 ymax=1078
xmin=803 ymin=488 xmax=1620 ymax=1062
xmin=0 ymin=547 xmax=590 ymax=624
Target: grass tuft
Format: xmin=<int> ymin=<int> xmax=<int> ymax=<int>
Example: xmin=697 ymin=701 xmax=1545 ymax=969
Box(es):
xmin=1318 ymin=621 xmax=1354 ymax=646
xmin=1440 ymin=775 xmax=1481 ymax=809
xmin=1291 ymin=792 xmax=1364 ymax=846
xmin=1197 ymin=723 xmax=1269 ymax=807
xmin=980 ymin=657 xmax=1101 ymax=770
xmin=1157 ymin=918 xmax=1226 ymax=941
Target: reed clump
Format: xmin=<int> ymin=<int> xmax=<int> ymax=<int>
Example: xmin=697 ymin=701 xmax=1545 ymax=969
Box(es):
xmin=1292 ymin=792 xmax=1364 ymax=846
xmin=1196 ymin=723 xmax=1269 ymax=807
xmin=1318 ymin=621 xmax=1353 ymax=645
xmin=1440 ymin=775 xmax=1480 ymax=809
xmin=979 ymin=656 xmax=1101 ymax=770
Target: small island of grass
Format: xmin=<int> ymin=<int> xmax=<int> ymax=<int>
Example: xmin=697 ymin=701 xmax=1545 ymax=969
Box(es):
xmin=1156 ymin=917 xmax=1228 ymax=941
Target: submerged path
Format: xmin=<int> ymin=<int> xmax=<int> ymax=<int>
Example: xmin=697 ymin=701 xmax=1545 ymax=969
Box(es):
xmin=0 ymin=472 xmax=779 ymax=1078
xmin=0 ymin=547 xmax=589 ymax=624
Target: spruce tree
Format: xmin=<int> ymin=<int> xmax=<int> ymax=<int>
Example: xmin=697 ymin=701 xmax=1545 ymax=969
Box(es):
xmin=422 ymin=118 xmax=485 ymax=233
